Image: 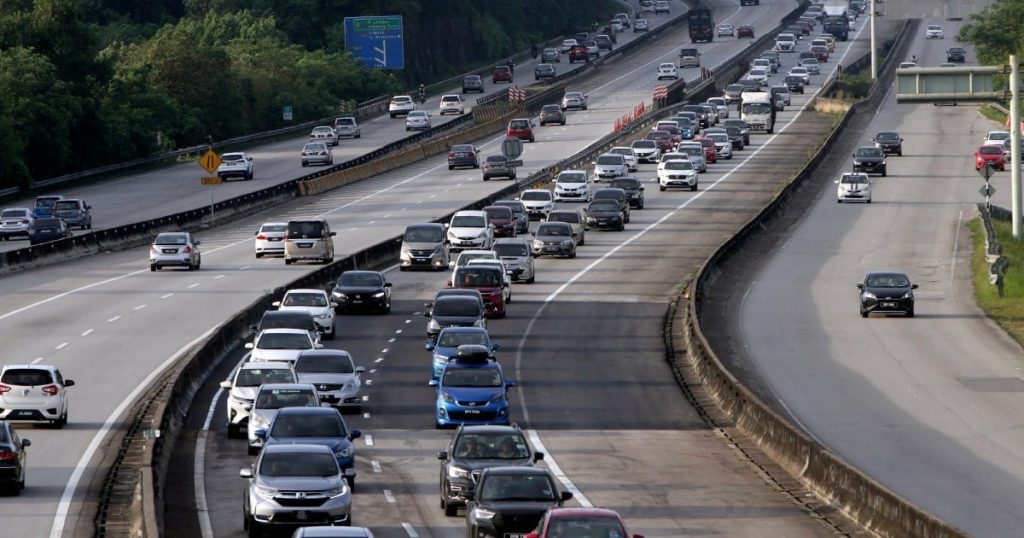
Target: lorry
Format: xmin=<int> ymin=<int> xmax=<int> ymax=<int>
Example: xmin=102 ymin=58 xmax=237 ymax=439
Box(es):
xmin=740 ymin=92 xmax=775 ymax=134
xmin=688 ymin=8 xmax=714 ymax=43
xmin=822 ymin=0 xmax=850 ymax=40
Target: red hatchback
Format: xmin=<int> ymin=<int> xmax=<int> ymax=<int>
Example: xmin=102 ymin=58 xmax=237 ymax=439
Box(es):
xmin=451 ymin=265 xmax=507 ymax=318
xmin=645 ymin=130 xmax=674 ymax=153
xmin=527 ymin=507 xmax=644 ymax=538
xmin=568 ymin=44 xmax=590 ymax=63
xmin=483 ymin=206 xmax=516 ymax=238
xmin=976 ymin=144 xmax=1006 ymax=171
xmin=737 ymin=25 xmax=755 ymax=38
xmin=507 ymin=118 xmax=536 ymax=142
xmin=493 ymin=65 xmax=513 ymax=84
xmin=693 ymin=136 xmax=718 ymax=163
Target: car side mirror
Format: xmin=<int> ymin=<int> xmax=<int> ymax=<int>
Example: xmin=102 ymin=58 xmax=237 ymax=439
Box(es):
xmin=239 ymin=468 xmax=253 ymax=479
xmin=356 ymin=366 xmax=366 ymax=373
xmin=437 ymin=451 xmax=449 ymax=460
xmin=254 ymin=429 xmax=267 ymax=439
xmin=194 ymin=240 xmax=201 ymax=245
xmin=900 ymin=138 xmax=904 ymax=142
xmin=349 ymin=429 xmax=362 ymax=440
xmin=912 ymin=284 xmax=919 ymax=289
xmin=533 ymin=451 xmax=544 ymax=462
xmin=834 ymin=180 xmax=840 ymax=184
xmin=61 ymin=379 xmax=75 ymax=388
xmin=505 ymin=379 xmax=517 ymax=388
xmin=429 ymin=379 xmax=439 ymax=387
xmin=870 ymin=138 xmax=875 ymax=142
xmin=425 ymin=341 xmax=436 ymax=350
xmin=855 ymin=283 xmax=864 ymax=290
xmin=560 ymin=491 xmax=574 ymax=502
xmin=852 ymin=153 xmax=856 ymax=157
xmin=330 ymin=302 xmax=338 ymax=308
xmin=640 ymin=185 xmax=645 ymax=191
xmin=254 ymin=231 xmax=259 ymax=236
xmin=220 ymin=380 xmax=233 ymax=389
xmin=385 ymin=282 xmax=393 ymax=287
xmin=330 ymin=231 xmax=337 ymax=236
xmin=272 ymin=301 xmax=282 ymax=307
xmin=314 ymin=343 xmax=324 ymax=349
xmin=244 ymin=342 xmax=255 ymax=349
xmin=491 ymin=343 xmax=502 ymax=351
xmin=86 ymin=205 xmax=92 ymax=209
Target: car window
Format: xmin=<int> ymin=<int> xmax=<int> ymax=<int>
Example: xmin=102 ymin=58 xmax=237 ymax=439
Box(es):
xmin=484 ymin=207 xmax=513 ymax=220
xmin=271 ymin=412 xmax=345 ymax=437
xmin=479 ymin=474 xmax=556 ymax=502
xmin=434 ymin=299 xmax=482 ymax=317
xmin=538 ymin=224 xmax=572 ymax=236
xmin=520 ymin=191 xmax=551 ymax=201
xmin=866 ymin=275 xmax=910 ymax=288
xmin=486 ymin=155 xmax=507 ymax=164
xmin=259 ymin=451 xmax=338 ymax=478
xmin=980 ymin=146 xmax=1003 ymax=155
xmin=53 ymin=201 xmax=80 ymax=211
xmin=287 ymin=221 xmax=325 ymax=239
xmin=257 ymin=332 xmax=313 ymax=350
xmin=443 ymin=367 xmax=502 ymax=388
xmin=454 ymin=433 xmax=529 ymax=459
xmin=876 ymin=133 xmax=899 ymax=141
xmin=589 ymin=201 xmax=619 ymax=211
xmin=451 ymin=144 xmax=474 ymax=153
xmin=295 ymin=354 xmax=355 ymax=374
xmin=437 ymin=331 xmax=489 ymax=347
xmin=154 ymin=233 xmax=188 ymax=245
xmin=855 ymin=148 xmax=883 ymax=158
xmin=510 ymin=120 xmax=529 ymax=129
xmin=1 ymin=368 xmax=53 ymax=386
xmin=236 ymin=368 xmax=295 ymax=387
xmin=455 ymin=268 xmax=503 ymax=287
xmin=547 ymin=212 xmax=581 ymax=224
xmin=451 ymin=215 xmax=486 ymax=228
xmin=283 ymin=293 xmax=328 ymax=307
xmin=404 ymin=226 xmax=444 ymax=242
xmin=542 ymin=105 xmax=561 ymax=113
xmin=339 ymin=272 xmax=385 ymax=286
xmin=610 ymin=180 xmax=640 ymax=190
xmin=596 ymin=155 xmax=623 ymax=165
xmin=557 ymin=173 xmax=588 ymax=184
xmin=256 ymin=389 xmax=317 ymax=410
xmin=493 ymin=242 xmax=530 ymax=257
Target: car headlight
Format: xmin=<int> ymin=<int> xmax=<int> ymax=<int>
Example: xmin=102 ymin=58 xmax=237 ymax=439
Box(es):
xmin=533 ymin=240 xmax=544 ymax=248
xmin=434 ymin=354 xmax=447 ymax=366
xmin=401 ymin=245 xmax=411 ymax=254
xmin=373 ymin=291 xmax=386 ymax=298
xmin=474 ymin=319 xmax=486 ymax=328
xmin=230 ymin=394 xmax=252 ymax=405
xmin=902 ymin=292 xmax=914 ymax=299
xmin=254 ymin=485 xmax=278 ymax=499
xmin=440 ymin=392 xmax=456 ymax=403
xmin=853 ymin=160 xmax=862 ymax=165
xmin=251 ymin=414 xmax=269 ymax=429
xmin=448 ymin=466 xmax=470 ymax=478
xmin=315 ymin=313 xmax=331 ymax=320
xmin=332 ymin=291 xmax=346 ymax=298
xmin=862 ymin=291 xmax=876 ymax=299
xmin=343 ymin=381 xmax=358 ymax=392
xmin=477 ymin=230 xmax=489 ymax=238
xmin=488 ymin=392 xmax=506 ymax=404
xmin=335 ymin=446 xmax=354 ymax=458
xmin=472 ymin=507 xmax=497 ymax=521
xmin=428 ymin=319 xmax=441 ymax=331
xmin=561 ymin=239 xmax=573 ymax=246
xmin=325 ymin=485 xmax=349 ymax=499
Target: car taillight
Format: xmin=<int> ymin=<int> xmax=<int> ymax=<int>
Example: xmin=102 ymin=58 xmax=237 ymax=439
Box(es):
xmin=41 ymin=384 xmax=59 ymax=395
xmin=20 ymin=219 xmax=29 ymax=224
xmin=0 ymin=451 xmax=16 ymax=461
xmin=149 ymin=245 xmax=158 ymax=254
xmin=448 ymin=153 xmax=456 ymax=158
xmin=256 ymin=234 xmax=267 ymax=240
xmin=0 ymin=384 xmax=10 ymax=394
xmin=182 ymin=246 xmax=192 ymax=254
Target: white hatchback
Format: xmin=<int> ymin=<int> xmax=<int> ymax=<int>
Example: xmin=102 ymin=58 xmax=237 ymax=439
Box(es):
xmin=836 ymin=173 xmax=872 ymax=203
xmin=219 ymin=361 xmax=296 ymax=437
xmin=274 ymin=289 xmax=337 ymax=339
xmin=388 ymin=95 xmax=416 ymax=118
xmin=0 ymin=365 xmax=74 ymax=427
xmin=554 ymin=170 xmax=593 ymax=202
xmin=439 ymin=94 xmax=465 ymax=115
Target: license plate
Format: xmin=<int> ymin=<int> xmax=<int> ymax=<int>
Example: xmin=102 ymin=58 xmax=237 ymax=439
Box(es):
xmin=298 ymin=243 xmax=313 ymax=248
xmin=162 ymin=249 xmax=176 ymax=254
xmin=352 ymin=300 xmax=362 ymax=303
xmin=414 ymin=258 xmax=428 ymax=262
xmin=15 ymin=410 xmax=33 ymax=417
xmin=506 ymin=534 xmax=526 ymax=538
xmin=881 ymin=302 xmax=897 ymax=308
xmin=464 ymin=409 xmax=481 ymax=414
xmin=295 ymin=510 xmax=308 ymax=521
xmin=598 ymin=220 xmax=608 ymax=225
xmin=544 ymin=247 xmax=559 ymax=252
xmin=268 ymin=237 xmax=282 ymax=242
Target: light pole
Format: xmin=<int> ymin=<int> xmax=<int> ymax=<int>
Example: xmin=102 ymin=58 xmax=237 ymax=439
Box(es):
xmin=869 ymin=0 xmax=877 ymax=79
xmin=1011 ymin=54 xmax=1022 ymax=239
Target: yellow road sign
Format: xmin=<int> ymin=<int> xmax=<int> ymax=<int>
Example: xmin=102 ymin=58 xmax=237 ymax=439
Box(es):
xmin=201 ymin=176 xmax=223 ymax=185
xmin=198 ymin=149 xmax=222 ymax=174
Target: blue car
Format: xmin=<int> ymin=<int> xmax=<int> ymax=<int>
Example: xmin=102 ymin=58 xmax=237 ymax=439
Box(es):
xmin=431 ymin=345 xmax=515 ymax=428
xmin=254 ymin=407 xmax=361 ymax=486
xmin=32 ymin=195 xmax=64 ymax=219
xmin=426 ymin=327 xmax=501 ymax=380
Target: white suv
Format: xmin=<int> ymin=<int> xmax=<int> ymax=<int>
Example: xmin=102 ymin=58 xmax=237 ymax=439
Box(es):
xmin=388 ymin=95 xmax=416 ymax=118
xmin=274 ymin=289 xmax=338 ymax=339
xmin=0 ymin=365 xmax=74 ymax=427
xmin=553 ymin=170 xmax=593 ymax=202
xmin=775 ymin=33 xmax=796 ymax=52
xmin=439 ymin=94 xmax=465 ymax=115
xmin=219 ymin=361 xmax=296 ymax=438
xmin=447 ymin=210 xmax=495 ymax=251
xmin=518 ymin=189 xmax=555 ymax=221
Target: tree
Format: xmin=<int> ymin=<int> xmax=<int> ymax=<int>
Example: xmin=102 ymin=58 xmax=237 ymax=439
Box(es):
xmin=957 ymin=0 xmax=1024 ymax=66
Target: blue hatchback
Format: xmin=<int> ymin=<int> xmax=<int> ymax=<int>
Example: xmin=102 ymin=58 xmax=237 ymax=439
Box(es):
xmin=431 ymin=345 xmax=515 ymax=428
xmin=254 ymin=407 xmax=361 ymax=486
xmin=426 ymin=327 xmax=501 ymax=380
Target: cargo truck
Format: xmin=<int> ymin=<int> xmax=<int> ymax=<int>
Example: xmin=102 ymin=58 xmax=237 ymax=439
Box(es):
xmin=688 ymin=8 xmax=714 ymax=43
xmin=740 ymin=92 xmax=775 ymax=134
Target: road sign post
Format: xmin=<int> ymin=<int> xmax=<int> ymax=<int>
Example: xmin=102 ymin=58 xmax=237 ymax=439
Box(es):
xmin=344 ymin=16 xmax=405 ymax=69
xmin=197 ymin=149 xmax=222 ymax=226
xmin=501 ymin=137 xmax=524 ymax=168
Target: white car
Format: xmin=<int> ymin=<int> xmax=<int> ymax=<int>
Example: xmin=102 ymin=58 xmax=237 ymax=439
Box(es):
xmin=553 ymin=170 xmax=593 ymax=202
xmin=518 ymin=189 xmax=555 ymax=220
xmin=657 ymin=62 xmax=678 ymax=80
xmin=789 ymin=66 xmax=811 ymax=85
xmin=717 ymin=24 xmax=735 ymax=37
xmin=898 ymin=61 xmax=917 ymax=69
xmin=675 ymin=143 xmax=707 ymax=172
xmin=801 ymin=57 xmax=821 ymax=75
xmin=274 ymin=289 xmax=337 ymax=339
xmin=447 ymin=210 xmax=494 ymax=250
xmin=219 ymin=361 xmax=296 ymax=437
xmin=752 ymin=58 xmax=775 ymax=74
xmin=0 ymin=208 xmax=34 ymax=240
xmin=926 ymin=25 xmax=944 ymax=39
xmin=984 ymin=131 xmax=1011 ymax=146
xmin=439 ymin=94 xmax=465 ymax=115
xmin=301 ymin=142 xmax=333 ymax=167
xmin=293 ymin=349 xmax=364 ymax=411
xmin=775 ymin=33 xmax=797 ymax=52
xmin=706 ymin=133 xmax=734 ymax=160
xmin=593 ymin=153 xmax=628 ymax=179
xmin=746 ymin=68 xmax=769 ymax=85
xmin=309 ymin=126 xmax=338 ymax=146
xmin=0 ymin=364 xmax=74 ymax=427
xmin=836 ymin=172 xmax=872 ymax=203
xmin=609 ymin=146 xmax=639 ymax=171
xmin=630 ymin=139 xmax=661 ymax=163
xmin=388 ymin=95 xmax=416 ymax=118
xmin=559 ymin=39 xmax=578 ymax=53
xmin=245 ymin=328 xmax=321 ymax=364
xmin=216 ymin=152 xmax=254 ymax=180
xmin=658 ymin=159 xmax=698 ymax=191
xmin=254 ymin=221 xmax=288 ymax=258
xmin=706 ymin=97 xmax=729 ymax=119
xmin=406 ymin=110 xmax=432 ymax=131
xmin=640 ymin=0 xmax=655 ymax=13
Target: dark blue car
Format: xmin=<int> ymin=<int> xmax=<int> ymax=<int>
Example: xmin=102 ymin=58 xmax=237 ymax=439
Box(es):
xmin=426 ymin=327 xmax=501 ymax=380
xmin=430 ymin=345 xmax=515 ymax=428
xmin=32 ymin=195 xmax=64 ymax=219
xmin=255 ymin=407 xmax=361 ymax=486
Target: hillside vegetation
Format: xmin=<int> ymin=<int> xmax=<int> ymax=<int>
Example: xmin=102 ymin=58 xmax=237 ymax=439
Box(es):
xmin=0 ymin=0 xmax=618 ymax=190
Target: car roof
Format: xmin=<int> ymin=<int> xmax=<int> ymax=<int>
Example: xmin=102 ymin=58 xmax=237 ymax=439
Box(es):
xmin=547 ymin=507 xmax=623 ymax=519
xmin=258 ymin=382 xmax=315 ymax=391
xmin=277 ymin=406 xmax=339 ymax=417
xmin=438 ymin=326 xmax=489 ymax=334
xmin=261 ymin=443 xmax=333 ymax=455
xmin=262 ymin=310 xmax=315 ymax=319
xmin=1 ymin=364 xmax=57 ymax=372
xmin=240 ymin=361 xmax=293 ymax=370
xmin=284 ymin=288 xmax=327 ymax=295
xmin=258 ymin=328 xmax=311 ymax=336
xmin=481 ymin=466 xmax=552 ymax=477
xmin=493 ymin=237 xmax=531 ymax=245
xmin=293 ymin=528 xmax=374 ymax=538
xmin=453 ymin=210 xmax=487 ymax=218
xmin=297 ymin=349 xmax=352 ymax=359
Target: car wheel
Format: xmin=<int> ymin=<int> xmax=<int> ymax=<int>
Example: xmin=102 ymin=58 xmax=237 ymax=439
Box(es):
xmin=907 ymin=307 xmax=915 ymax=318
xmin=247 ymin=518 xmax=262 ymax=538
xmin=227 ymin=423 xmax=238 ymax=438
xmin=444 ymin=498 xmax=459 ymax=517
xmin=867 ymin=198 xmax=872 ymax=203
xmin=882 ymin=169 xmax=887 ymax=177
xmin=660 ymin=185 xmax=667 ymax=192
xmin=150 ymin=264 xmax=156 ymax=272
xmin=837 ymin=199 xmax=843 ymax=204
xmin=285 ymin=259 xmax=294 ymax=265
xmin=860 ymin=309 xmax=869 ymax=318
xmin=324 ymin=327 xmax=334 ymax=340
xmin=390 ymin=113 xmax=396 ymax=119
xmin=898 ymin=150 xmax=903 ymax=156
xmin=448 ymin=165 xmax=453 ymax=170
xmin=569 ymin=249 xmax=576 ymax=258
xmin=347 ymin=475 xmax=355 ymax=489
xmin=255 ymin=253 xmax=263 ymax=259
xmin=691 ymin=183 xmax=698 ymax=192
xmin=247 ymin=445 xmax=259 ymax=456
xmin=301 ymin=162 xmax=307 ymax=167
xmin=483 ymin=176 xmax=490 ymax=182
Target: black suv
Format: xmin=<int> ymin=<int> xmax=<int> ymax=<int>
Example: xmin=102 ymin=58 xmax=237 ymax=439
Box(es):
xmin=783 ymin=75 xmax=805 ymax=94
xmin=448 ymin=144 xmax=481 ymax=170
xmin=437 ymin=425 xmax=544 ymax=516
xmin=608 ymin=177 xmax=645 ymax=209
xmin=723 ymin=119 xmax=750 ymax=145
xmin=592 ymin=188 xmax=631 ymax=222
xmin=857 ymin=272 xmax=918 ymax=317
xmin=466 ymin=467 xmax=572 ymax=537
xmin=872 ymin=131 xmax=903 ymax=156
xmin=946 ymin=47 xmax=966 ymax=63
xmin=852 ymin=146 xmax=887 ymax=176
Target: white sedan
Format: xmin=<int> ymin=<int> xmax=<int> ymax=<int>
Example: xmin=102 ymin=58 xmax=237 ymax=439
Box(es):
xmin=657 ymin=63 xmax=679 ymax=80
xmin=245 ymin=328 xmax=321 ymax=364
xmin=405 ymin=110 xmax=432 ymax=131
xmin=746 ymin=67 xmax=769 ymax=85
xmin=274 ymin=289 xmax=337 ymax=339
xmin=926 ymin=25 xmax=944 ymax=39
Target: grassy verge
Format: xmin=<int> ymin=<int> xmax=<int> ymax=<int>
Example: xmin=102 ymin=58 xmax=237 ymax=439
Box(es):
xmin=968 ymin=217 xmax=1024 ymax=347
xmin=980 ymin=104 xmax=1008 ymax=125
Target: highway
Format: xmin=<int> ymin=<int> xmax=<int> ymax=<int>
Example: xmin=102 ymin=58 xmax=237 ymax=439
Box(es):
xmin=707 ymin=13 xmax=1024 ymax=538
xmin=161 ymin=7 xmax=890 ymax=538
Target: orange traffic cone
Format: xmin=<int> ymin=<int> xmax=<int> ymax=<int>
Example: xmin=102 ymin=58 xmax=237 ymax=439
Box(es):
xmin=614 ymin=117 xmax=622 ymax=132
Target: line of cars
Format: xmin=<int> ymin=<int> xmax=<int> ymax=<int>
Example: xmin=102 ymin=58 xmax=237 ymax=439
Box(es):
xmin=301 ymin=116 xmax=363 ymax=168
xmin=0 ymin=194 xmax=93 ymax=245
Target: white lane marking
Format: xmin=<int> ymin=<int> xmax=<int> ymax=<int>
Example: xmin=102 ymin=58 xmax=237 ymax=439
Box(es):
xmin=188 ymin=283 xmax=199 ymax=289
xmin=364 ymin=434 xmax=374 ymax=446
xmin=134 ymin=304 xmax=147 ymax=310
xmin=195 ymin=386 xmax=224 ymax=538
xmin=383 ymin=489 xmax=396 ymax=503
xmin=368 ymin=221 xmax=376 ymax=225
xmin=375 ymin=357 xmax=384 ymax=363
xmin=951 ymin=209 xmax=963 ymax=290
xmin=51 ymin=326 xmax=219 ymax=538
xmin=31 ymin=357 xmax=44 ymax=365
xmin=213 ymin=274 xmax=226 ymax=280
xmin=349 ymin=227 xmax=359 ymax=231
xmin=395 ymin=329 xmax=402 ymax=334
xmin=384 ymin=214 xmax=392 ymax=218
xmin=107 ymin=316 xmax=120 ymax=322
xmin=363 ymin=412 xmax=371 ymax=419
xmin=372 ymin=460 xmax=382 ymax=473
xmin=388 ymin=337 xmax=396 ymax=343
xmin=526 ymin=429 xmax=591 ymax=507
xmin=55 ymin=342 xmax=68 ymax=350
xmin=160 ymin=293 xmax=174 ymax=299
xmin=402 ymin=523 xmax=419 ymax=538
xmin=365 ymin=379 xmax=374 ymax=386
xmin=369 ymin=369 xmax=378 ymax=374
xmin=381 ymin=348 xmax=390 ymax=354
xmin=429 ymin=194 xmax=438 ymax=198
xmin=81 ymin=329 xmax=94 ymax=337
xmin=240 ymin=265 xmax=251 ymax=270
xmin=404 ymin=319 xmax=411 ymax=324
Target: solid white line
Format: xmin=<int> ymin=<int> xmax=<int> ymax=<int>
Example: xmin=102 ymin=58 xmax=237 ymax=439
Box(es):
xmin=81 ymin=329 xmax=94 ymax=337
xmin=364 ymin=434 xmax=374 ymax=446
xmin=55 ymin=342 xmax=68 ymax=350
xmin=402 ymin=523 xmax=419 ymax=538
xmin=525 ymin=429 xmax=591 ymax=507
xmin=107 ymin=316 xmax=120 ymax=322
xmin=160 ymin=293 xmax=174 ymax=299
xmin=195 ymin=386 xmax=224 ymax=538
xmin=134 ymin=304 xmax=147 ymax=310
xmin=51 ymin=326 xmax=219 ymax=538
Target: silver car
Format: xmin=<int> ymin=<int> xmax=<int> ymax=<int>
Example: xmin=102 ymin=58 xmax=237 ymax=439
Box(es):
xmin=492 ymin=238 xmax=535 ymax=283
xmin=254 ymin=222 xmax=288 ymax=258
xmin=246 ymin=383 xmax=319 ymax=454
xmin=310 ymin=126 xmax=338 ymax=146
xmin=220 ymin=362 xmax=297 ymax=438
xmin=332 ymin=116 xmax=361 ymax=138
xmin=400 ymin=223 xmax=450 ymax=271
xmin=518 ymin=190 xmax=554 ymax=221
xmin=546 ymin=208 xmax=588 ymax=246
xmin=241 ymin=444 xmax=353 ymax=533
xmin=561 ymin=91 xmax=588 ymax=110
xmin=149 ymin=232 xmax=201 ymax=271
xmin=405 ymin=110 xmax=432 ymax=131
xmin=294 ymin=350 xmax=365 ymax=412
xmin=301 ymin=142 xmax=333 ymax=167
xmin=0 ymin=208 xmax=33 ymax=240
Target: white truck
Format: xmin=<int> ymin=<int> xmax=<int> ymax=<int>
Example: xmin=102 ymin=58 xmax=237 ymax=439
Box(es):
xmin=823 ymin=0 xmax=848 ymax=18
xmin=740 ymin=92 xmax=776 ymax=134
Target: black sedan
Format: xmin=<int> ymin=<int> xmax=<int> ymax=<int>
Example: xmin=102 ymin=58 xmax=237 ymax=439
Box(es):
xmin=28 ymin=218 xmax=72 ymax=246
xmin=329 ymin=270 xmax=392 ymax=314
xmin=585 ymin=200 xmax=625 ymax=231
xmin=872 ymin=131 xmax=903 ymax=156
xmin=609 ymin=177 xmax=645 ymax=209
xmin=857 ymin=272 xmax=917 ymax=317
xmin=448 ymin=144 xmax=480 ymax=170
xmin=783 ymin=75 xmax=805 ymax=94
xmin=0 ymin=420 xmax=29 ymax=495
xmin=947 ymin=47 xmax=966 ymax=62
xmin=852 ymin=146 xmax=887 ymax=176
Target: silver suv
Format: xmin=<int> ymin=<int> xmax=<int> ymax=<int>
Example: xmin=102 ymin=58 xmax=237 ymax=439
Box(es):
xmin=0 ymin=365 xmax=74 ymax=427
xmin=492 ymin=238 xmax=535 ymax=283
xmin=294 ymin=350 xmax=365 ymax=412
xmin=400 ymin=223 xmax=449 ymax=271
xmin=220 ymin=361 xmax=296 ymax=438
xmin=241 ymin=444 xmax=352 ymax=533
xmin=332 ymin=116 xmax=361 ymax=139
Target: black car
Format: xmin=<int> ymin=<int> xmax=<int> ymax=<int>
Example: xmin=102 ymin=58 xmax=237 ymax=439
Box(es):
xmin=329 ymin=271 xmax=392 ymax=314
xmin=857 ymin=272 xmax=918 ymax=317
xmin=608 ymin=177 xmax=645 ymax=209
xmin=532 ymin=222 xmax=576 ymax=258
xmin=592 ymin=188 xmax=631 ymax=222
xmin=448 ymin=144 xmax=480 ymax=170
xmin=723 ymin=125 xmax=745 ymax=150
xmin=783 ymin=75 xmax=806 ymax=94
xmin=466 ymin=467 xmax=572 ymax=537
xmin=723 ymin=119 xmax=750 ymax=145
xmin=852 ymin=146 xmax=887 ymax=176
xmin=425 ymin=293 xmax=487 ymax=342
xmin=438 ymin=425 xmax=543 ymax=516
xmin=462 ymin=74 xmax=485 ymax=94
xmin=534 ymin=63 xmax=556 ymax=81
xmin=681 ymin=104 xmax=711 ymax=128
xmin=947 ymin=47 xmax=966 ymax=63
xmin=586 ymin=199 xmax=625 ymax=231
xmin=0 ymin=421 xmax=29 ymax=495
xmin=872 ymin=131 xmax=903 ymax=156
xmin=539 ymin=104 xmax=566 ymax=126
xmin=28 ymin=218 xmax=72 ymax=246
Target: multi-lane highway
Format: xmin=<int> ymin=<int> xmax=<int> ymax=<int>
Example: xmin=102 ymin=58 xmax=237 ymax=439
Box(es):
xmin=709 ymin=13 xmax=1024 ymax=538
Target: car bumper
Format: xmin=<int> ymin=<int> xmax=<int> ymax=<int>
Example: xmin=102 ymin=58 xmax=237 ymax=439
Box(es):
xmin=249 ymin=496 xmax=351 ymax=528
xmin=587 ymin=217 xmax=622 ymax=229
xmin=436 ymin=403 xmax=510 ymax=426
xmin=862 ymin=297 xmax=914 ymax=315
xmin=524 ymin=208 xmax=551 ymax=220
xmin=401 ymin=252 xmax=447 ymax=269
xmin=554 ymin=190 xmax=588 ymax=201
xmin=532 ymin=244 xmax=573 ymax=256
xmin=878 ymin=145 xmax=901 ymax=154
xmin=255 ymin=240 xmax=286 ymax=255
xmin=302 ymin=156 xmax=332 ymax=165
xmin=449 ymin=158 xmax=478 ymax=168
xmin=838 ymin=191 xmax=870 ymax=202
xmin=448 ymin=238 xmax=488 ymax=250
xmin=660 ymin=176 xmax=697 ymax=188
xmin=150 ymin=254 xmax=193 ymax=266
xmin=407 ymin=123 xmax=431 ymax=130
xmin=335 ymin=295 xmax=388 ymax=310
xmin=440 ymin=107 xmax=463 ymax=115
xmin=0 ymin=398 xmax=63 ymax=421
xmin=0 ymin=227 xmax=30 ymax=237
xmin=852 ymin=163 xmax=886 ymax=174
xmin=217 ymin=169 xmax=250 ymax=178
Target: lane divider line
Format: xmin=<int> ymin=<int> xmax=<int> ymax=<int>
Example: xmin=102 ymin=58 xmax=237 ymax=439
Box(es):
xmin=195 ymin=386 xmax=224 ymax=538
xmin=402 ymin=523 xmax=419 ymax=538
xmin=81 ymin=329 xmax=94 ymax=337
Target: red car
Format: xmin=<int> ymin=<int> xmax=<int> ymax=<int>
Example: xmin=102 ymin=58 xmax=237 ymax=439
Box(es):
xmin=568 ymin=44 xmax=590 ymax=63
xmin=976 ymin=144 xmax=1006 ymax=171
xmin=645 ymin=130 xmax=674 ymax=153
xmin=450 ymin=265 xmax=507 ymax=318
xmin=693 ymin=136 xmax=718 ymax=163
xmin=507 ymin=118 xmax=536 ymax=142
xmin=526 ymin=507 xmax=645 ymax=538
xmin=812 ymin=46 xmax=830 ymax=62
xmin=483 ymin=205 xmax=516 ymax=238
xmin=493 ymin=65 xmax=513 ymax=84
xmin=737 ymin=25 xmax=755 ymax=38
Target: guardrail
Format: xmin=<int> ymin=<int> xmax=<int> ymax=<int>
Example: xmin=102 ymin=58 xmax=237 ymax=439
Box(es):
xmin=980 ymin=203 xmax=1009 ymax=294
xmin=677 ymin=17 xmax=967 ymax=538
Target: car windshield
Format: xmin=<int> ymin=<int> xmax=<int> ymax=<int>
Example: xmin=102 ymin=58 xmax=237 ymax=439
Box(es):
xmin=546 ymin=516 xmax=626 ymax=536
xmin=493 ymin=243 xmax=530 ymax=257
xmin=455 ymin=268 xmax=503 ymax=287
xmin=751 ymin=69 xmax=767 ymax=76
xmin=785 ymin=76 xmax=802 ymax=84
xmin=451 ymin=215 xmax=486 ymax=228
xmin=610 ymin=180 xmax=639 ymax=190
xmin=236 ymin=368 xmax=295 ymax=387
xmin=53 ymin=201 xmax=80 ymax=211
xmin=865 ymin=274 xmax=911 ymax=288
xmin=647 ymin=132 xmax=669 ymax=140
xmin=538 ymin=224 xmax=571 ymax=236
xmin=454 ymin=433 xmax=530 ymax=459
xmin=596 ymin=156 xmax=623 ymax=165
xmin=33 ymin=218 xmax=61 ymax=228
xmin=409 ymin=111 xmax=427 ymax=118
xmin=632 ymin=140 xmax=656 ymax=149
xmin=589 ymin=201 xmax=618 ymax=211
xmin=485 ymin=156 xmax=507 ymax=164
xmin=335 ymin=118 xmax=355 ymax=126
xmin=259 ymin=452 xmax=338 ymax=478
xmin=34 ymin=197 xmax=60 ymax=208
xmin=610 ymin=148 xmax=633 ymax=157
xmin=727 ymin=84 xmax=744 ymax=93
xmin=679 ymin=147 xmax=702 ymax=157
xmin=484 ymin=207 xmax=512 ymax=220
xmin=340 ymin=273 xmax=384 ymax=288
xmin=311 ymin=127 xmax=331 ymax=134
xmin=294 ymin=355 xmax=355 ymax=374
xmin=988 ymin=132 xmax=1010 ymax=141
xmin=442 ymin=96 xmax=459 ymax=103
xmin=856 ymin=148 xmax=884 ymax=158
xmin=434 ymin=299 xmax=481 ymax=317
xmin=457 ymin=253 xmax=493 ymax=267
xmin=542 ymin=105 xmax=560 ymax=113
xmin=392 ymin=97 xmax=411 ymax=104
xmin=841 ymin=175 xmax=869 ymax=184
xmin=154 ymin=233 xmax=188 ymax=245
xmin=255 ymin=389 xmax=317 ymax=409
xmin=282 ymin=293 xmax=328 ymax=307
xmin=437 ymin=331 xmax=489 ymax=348
xmin=928 ymin=25 xmax=942 ymax=30
xmin=260 ymin=314 xmax=315 ymax=331
xmin=521 ymin=191 xmax=551 ymax=201
xmin=479 ymin=474 xmax=556 ymax=502
xmin=1 ymin=368 xmax=53 ymax=386
xmin=287 ymin=221 xmax=324 ymax=238
xmin=256 ymin=333 xmax=312 ymax=350
xmin=660 ymin=63 xmax=675 ymax=70
xmin=665 ymin=161 xmax=695 ymax=170
xmin=980 ymin=146 xmax=1003 ymax=155
xmin=443 ymin=367 xmax=503 ymax=388
xmin=709 ymin=134 xmax=729 ymax=143
xmin=557 ymin=173 xmax=588 ymax=184
xmin=547 ymin=212 xmax=580 ymax=224
xmin=876 ymin=132 xmax=899 ymax=141
xmin=742 ymin=103 xmax=772 ymax=114
xmin=270 ymin=412 xmax=345 ymax=437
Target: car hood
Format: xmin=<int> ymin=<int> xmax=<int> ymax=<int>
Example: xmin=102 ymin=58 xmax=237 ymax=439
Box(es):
xmin=266 ymin=436 xmax=353 ymax=453
xmin=443 ymin=386 xmax=505 ymax=401
xmin=433 ymin=314 xmax=483 ymax=326
xmin=259 ymin=475 xmax=344 ymax=491
xmin=450 ymin=226 xmax=487 ymax=237
xmin=335 ymin=285 xmax=384 ymax=295
xmin=251 ymin=349 xmax=305 ymax=362
xmin=499 ymin=255 xmax=529 ymax=266
xmin=453 ymin=457 xmax=534 ymax=470
xmin=555 ymin=182 xmax=588 ymax=190
xmin=841 ymin=181 xmax=870 ymax=191
xmin=231 ymin=386 xmax=259 ymax=401
xmin=297 ymin=372 xmax=358 ymax=385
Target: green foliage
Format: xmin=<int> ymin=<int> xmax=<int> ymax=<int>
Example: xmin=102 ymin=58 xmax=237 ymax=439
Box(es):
xmin=958 ymin=0 xmax=1024 ymax=65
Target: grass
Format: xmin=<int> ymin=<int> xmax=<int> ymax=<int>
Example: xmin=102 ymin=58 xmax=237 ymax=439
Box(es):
xmin=980 ymin=104 xmax=1008 ymax=125
xmin=968 ymin=217 xmax=1024 ymax=347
